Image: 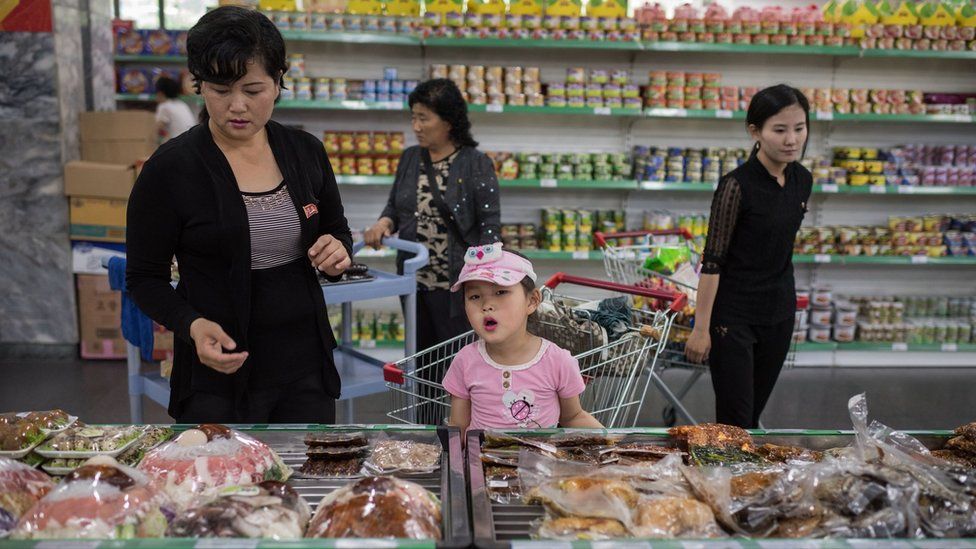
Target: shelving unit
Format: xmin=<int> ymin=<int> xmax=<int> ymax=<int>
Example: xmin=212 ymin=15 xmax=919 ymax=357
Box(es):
xmin=115 ymin=9 xmax=976 ymax=372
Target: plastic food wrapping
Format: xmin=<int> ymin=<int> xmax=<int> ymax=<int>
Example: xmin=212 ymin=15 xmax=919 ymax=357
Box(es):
xmin=118 ymin=427 xmax=175 ymax=467
xmin=0 ymin=410 xmax=75 ymax=434
xmin=363 ymin=439 xmax=441 ymax=474
xmin=137 ymin=425 xmax=290 ymax=510
xmin=0 ymin=457 xmax=56 ymax=536
xmin=307 ymin=476 xmax=441 ymax=539
xmin=36 ymin=425 xmax=145 ymax=458
xmin=167 ymin=480 xmax=310 ymax=539
xmin=299 ymin=432 xmax=369 ymax=478
xmin=12 ymin=456 xmax=174 ymax=539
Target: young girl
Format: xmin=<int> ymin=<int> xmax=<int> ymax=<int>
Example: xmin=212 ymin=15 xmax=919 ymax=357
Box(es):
xmin=443 ymin=244 xmax=603 ymax=437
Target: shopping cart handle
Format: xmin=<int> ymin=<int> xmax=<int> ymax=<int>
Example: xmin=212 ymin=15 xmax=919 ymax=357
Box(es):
xmin=594 ymin=229 xmax=694 ymax=248
xmin=544 ymin=273 xmax=688 ymax=313
xmin=352 ymin=237 xmax=430 ymax=275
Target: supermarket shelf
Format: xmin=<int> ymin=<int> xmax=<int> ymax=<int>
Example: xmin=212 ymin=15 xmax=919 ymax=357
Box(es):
xmin=640 ymin=181 xmax=976 ymax=196
xmin=336 ymin=176 xmax=640 ymax=190
xmin=467 ymin=104 xmax=642 ymax=117
xmin=114 ymin=54 xmax=187 ymax=62
xmin=794 ymin=255 xmax=976 ymax=266
xmin=113 ymin=94 xmax=976 ymax=125
xmin=424 ymin=36 xmax=643 ymax=51
xmin=116 ymin=93 xmax=198 ymax=102
xmin=796 ymin=342 xmax=976 ymax=353
xmin=280 ymin=29 xmax=421 ymax=45
xmin=640 ymin=181 xmax=717 ymax=192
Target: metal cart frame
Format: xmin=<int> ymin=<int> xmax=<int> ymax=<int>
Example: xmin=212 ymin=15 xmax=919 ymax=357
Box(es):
xmin=104 ymin=237 xmax=428 ymax=423
xmin=383 ymin=272 xmax=687 ymax=429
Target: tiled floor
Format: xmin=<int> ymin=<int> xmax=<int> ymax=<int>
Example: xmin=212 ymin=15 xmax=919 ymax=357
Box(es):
xmin=1 ymin=356 xmax=973 ymax=430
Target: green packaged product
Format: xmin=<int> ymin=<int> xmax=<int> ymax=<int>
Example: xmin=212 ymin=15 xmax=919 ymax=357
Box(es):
xmin=578 ymin=209 xmax=594 ymax=228
xmin=642 ymin=245 xmax=690 ymax=275
xmin=542 ymin=208 xmax=562 ymax=229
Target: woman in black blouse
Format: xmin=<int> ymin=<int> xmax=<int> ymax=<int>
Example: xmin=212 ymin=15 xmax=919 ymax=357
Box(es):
xmin=685 ymin=85 xmax=813 ymax=428
xmin=126 ymin=7 xmax=352 ymax=423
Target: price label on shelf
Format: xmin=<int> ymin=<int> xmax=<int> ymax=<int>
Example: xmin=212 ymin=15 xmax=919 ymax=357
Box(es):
xmin=572 ymin=251 xmax=590 ymax=260
xmin=911 ymin=255 xmax=929 ymax=265
xmin=358 ymin=340 xmax=377 ymax=349
xmin=816 ymin=111 xmax=834 ymax=121
xmin=196 ymin=541 xmax=259 ymax=549
xmin=540 ymin=178 xmax=558 ymax=188
xmin=814 ymin=254 xmax=832 ymax=264
xmin=486 ymin=104 xmax=504 ymax=113
xmin=897 ymin=186 xmax=916 ymax=194
xmin=715 ymin=109 xmax=734 ymax=119
xmin=593 ymin=107 xmax=612 ymax=116
xmin=821 ymin=184 xmax=839 ymax=193
xmin=673 ymin=108 xmax=688 ymax=118
xmin=892 ymin=343 xmax=909 ymax=352
xmin=137 ymin=94 xmax=152 ymax=101
xmin=869 ymin=186 xmax=886 ymax=194
xmin=942 ymin=343 xmax=959 ymax=352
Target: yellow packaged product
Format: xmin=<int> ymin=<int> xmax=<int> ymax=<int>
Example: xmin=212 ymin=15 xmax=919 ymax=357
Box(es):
xmin=468 ymin=0 xmax=506 ymax=15
xmin=426 ymin=0 xmax=463 ymax=15
xmin=586 ymin=0 xmax=627 ymax=18
xmin=510 ymin=0 xmax=544 ymax=16
xmin=386 ymin=0 xmax=421 ymax=16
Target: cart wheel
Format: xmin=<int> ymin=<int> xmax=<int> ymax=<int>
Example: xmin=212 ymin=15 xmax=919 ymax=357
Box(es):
xmin=662 ymin=406 xmax=677 ymax=427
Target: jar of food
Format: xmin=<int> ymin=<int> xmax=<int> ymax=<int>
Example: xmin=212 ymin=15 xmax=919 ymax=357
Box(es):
xmin=833 ymin=324 xmax=856 ymax=343
xmin=810 ymin=307 xmax=833 ymax=326
xmin=808 ymin=324 xmax=831 ymax=344
xmin=834 ymin=302 xmax=859 ymax=327
xmin=812 ymin=287 xmax=832 ymax=308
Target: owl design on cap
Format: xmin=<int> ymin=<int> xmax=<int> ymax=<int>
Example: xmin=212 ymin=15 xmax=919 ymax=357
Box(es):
xmin=465 ymin=243 xmax=504 ymax=265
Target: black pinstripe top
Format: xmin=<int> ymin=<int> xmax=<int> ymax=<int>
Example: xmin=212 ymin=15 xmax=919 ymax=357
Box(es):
xmin=241 ymin=182 xmax=304 ymax=270
xmin=701 ymin=154 xmax=813 ymax=325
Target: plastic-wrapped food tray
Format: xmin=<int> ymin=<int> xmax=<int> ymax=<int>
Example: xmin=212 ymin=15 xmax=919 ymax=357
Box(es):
xmin=0 ymin=438 xmax=46 ymax=460
xmin=468 ymin=428 xmax=973 ymax=549
xmin=34 ymin=425 xmax=147 ymax=459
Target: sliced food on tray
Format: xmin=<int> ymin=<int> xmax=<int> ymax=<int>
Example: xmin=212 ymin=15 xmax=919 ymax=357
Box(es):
xmin=0 ymin=422 xmax=46 ymax=457
xmin=304 ymin=431 xmax=368 ymax=448
xmin=137 ymin=424 xmax=290 ymax=510
xmin=117 ymin=427 xmax=175 ymax=467
xmin=1 ymin=410 xmax=76 ymax=434
xmin=0 ymin=457 xmax=56 ymax=537
xmin=36 ymin=425 xmax=145 ymax=458
xmin=168 ymin=480 xmax=311 ymax=539
xmin=307 ymin=476 xmax=441 ymax=539
xmin=10 ymin=456 xmax=173 ymax=540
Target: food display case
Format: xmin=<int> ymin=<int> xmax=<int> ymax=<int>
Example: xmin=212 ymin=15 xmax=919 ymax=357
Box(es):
xmin=2 ymin=424 xmax=470 ymax=548
xmin=467 ymin=410 xmax=976 ymax=549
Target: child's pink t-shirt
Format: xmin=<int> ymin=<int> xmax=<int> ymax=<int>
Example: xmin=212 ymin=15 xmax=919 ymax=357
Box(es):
xmin=442 ymin=338 xmax=586 ymax=430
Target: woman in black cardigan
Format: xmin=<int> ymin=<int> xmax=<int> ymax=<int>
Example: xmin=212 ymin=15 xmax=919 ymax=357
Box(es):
xmin=126 ymin=6 xmax=352 ymax=423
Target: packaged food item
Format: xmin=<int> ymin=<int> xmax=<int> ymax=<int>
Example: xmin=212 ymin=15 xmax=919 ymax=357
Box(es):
xmin=116 ymin=27 xmax=144 ymax=55
xmin=812 ymin=287 xmax=833 ymax=308
xmin=365 ymin=439 xmax=441 ymax=473
xmin=167 ymin=480 xmax=311 ymax=539
xmin=0 ymin=457 xmax=56 ymax=536
xmin=808 ymin=325 xmax=831 ymax=343
xmin=118 ymin=68 xmax=151 ymax=95
xmin=810 ymin=307 xmax=833 ymax=326
xmin=117 ymin=426 xmax=175 ymax=468
xmin=307 ymin=476 xmax=441 ymax=539
xmin=36 ymin=425 xmax=145 ymax=459
xmin=11 ymin=456 xmax=173 ymax=539
xmin=143 ymin=29 xmax=174 ymax=55
xmin=137 ymin=425 xmax=291 ymax=510
xmin=834 ymin=302 xmax=858 ymax=327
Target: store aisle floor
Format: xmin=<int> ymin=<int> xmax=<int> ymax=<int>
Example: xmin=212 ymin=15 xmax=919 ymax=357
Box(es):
xmin=1 ymin=358 xmax=972 ymax=428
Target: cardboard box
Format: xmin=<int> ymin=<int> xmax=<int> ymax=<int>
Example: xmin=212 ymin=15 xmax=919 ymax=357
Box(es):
xmin=80 ymin=111 xmax=157 ymax=143
xmin=81 ymin=140 xmax=157 ymax=165
xmin=76 ymin=274 xmax=126 ymax=359
xmin=64 ymin=161 xmax=136 ymax=199
xmin=71 ymin=241 xmax=126 ymax=274
xmin=69 ymin=197 xmax=127 ymax=243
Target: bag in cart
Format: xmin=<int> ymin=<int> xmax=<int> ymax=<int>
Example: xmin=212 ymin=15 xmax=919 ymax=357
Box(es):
xmin=383 ymin=273 xmax=686 ymax=429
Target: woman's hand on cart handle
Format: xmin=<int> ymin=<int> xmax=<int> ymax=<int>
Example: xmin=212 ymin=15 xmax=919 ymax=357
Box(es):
xmin=309 ymin=234 xmax=352 ymax=277
xmin=594 ymin=229 xmax=694 ymax=248
xmin=685 ymin=326 xmax=711 ymax=364
xmin=364 ymin=217 xmax=393 ymax=250
xmin=190 ymin=318 xmax=249 ymax=374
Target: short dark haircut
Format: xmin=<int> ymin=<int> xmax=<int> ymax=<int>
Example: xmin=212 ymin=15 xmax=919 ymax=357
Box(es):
xmin=156 ymin=76 xmax=181 ymax=99
xmin=186 ymin=6 xmax=287 ymax=93
xmin=746 ymin=84 xmax=811 ymax=158
xmin=409 ymin=79 xmax=478 ymax=149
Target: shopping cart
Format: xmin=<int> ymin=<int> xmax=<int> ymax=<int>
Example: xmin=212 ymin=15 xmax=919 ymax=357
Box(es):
xmin=383 ymin=273 xmax=687 ymax=428
xmin=596 ymin=229 xmax=810 ymax=427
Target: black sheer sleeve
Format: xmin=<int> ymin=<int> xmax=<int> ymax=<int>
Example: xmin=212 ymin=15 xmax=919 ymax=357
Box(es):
xmin=701 ymin=176 xmax=742 ymax=275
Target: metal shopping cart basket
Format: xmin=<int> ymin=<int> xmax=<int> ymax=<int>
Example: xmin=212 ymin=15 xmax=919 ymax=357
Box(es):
xmin=597 ymin=229 xmax=810 ymax=427
xmin=383 ymin=273 xmax=687 ymax=429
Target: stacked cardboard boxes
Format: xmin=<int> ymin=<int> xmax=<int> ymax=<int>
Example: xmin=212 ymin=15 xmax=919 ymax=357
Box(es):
xmin=67 ymin=111 xmax=160 ymax=359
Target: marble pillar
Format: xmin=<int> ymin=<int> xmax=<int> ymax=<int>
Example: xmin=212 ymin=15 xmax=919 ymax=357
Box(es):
xmin=88 ymin=0 xmax=116 ymax=111
xmin=0 ymin=31 xmax=77 ymax=344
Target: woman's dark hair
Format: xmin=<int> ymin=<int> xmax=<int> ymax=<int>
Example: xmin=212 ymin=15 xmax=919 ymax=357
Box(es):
xmin=746 ymin=84 xmax=811 ymax=157
xmin=186 ymin=6 xmax=287 ymax=120
xmin=156 ymin=76 xmax=182 ymax=99
xmin=409 ymin=79 xmax=478 ymax=149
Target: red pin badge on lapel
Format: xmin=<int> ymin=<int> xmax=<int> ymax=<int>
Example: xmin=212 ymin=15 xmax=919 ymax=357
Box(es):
xmin=303 ymin=204 xmax=318 ymax=219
